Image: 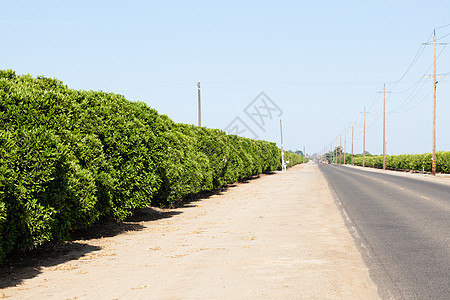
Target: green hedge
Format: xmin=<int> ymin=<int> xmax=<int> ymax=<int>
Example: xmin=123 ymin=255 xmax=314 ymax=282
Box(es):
xmin=284 ymin=151 xmax=307 ymax=167
xmin=345 ymin=152 xmax=450 ymax=173
xmin=0 ymin=70 xmax=303 ymax=261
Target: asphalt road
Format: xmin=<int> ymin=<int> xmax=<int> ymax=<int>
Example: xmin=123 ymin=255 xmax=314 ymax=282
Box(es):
xmin=319 ymin=164 xmax=450 ymax=300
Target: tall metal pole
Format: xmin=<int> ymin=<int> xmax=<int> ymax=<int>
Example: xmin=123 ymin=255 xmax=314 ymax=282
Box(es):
xmin=363 ymin=107 xmax=366 ymax=168
xmin=197 ymin=81 xmax=201 ymax=127
xmin=339 ymin=132 xmax=342 ymax=164
xmin=383 ymin=84 xmax=386 ymax=170
xmin=432 ymin=30 xmax=437 ymax=176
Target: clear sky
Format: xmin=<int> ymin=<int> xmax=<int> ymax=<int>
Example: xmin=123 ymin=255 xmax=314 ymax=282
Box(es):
xmin=2 ymin=0 xmax=450 ymax=156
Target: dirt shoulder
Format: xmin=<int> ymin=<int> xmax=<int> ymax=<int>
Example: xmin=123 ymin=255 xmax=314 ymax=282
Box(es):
xmin=1 ymin=163 xmax=379 ymax=299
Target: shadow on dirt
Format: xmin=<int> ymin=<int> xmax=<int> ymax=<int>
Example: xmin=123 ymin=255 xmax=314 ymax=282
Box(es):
xmin=0 ymin=208 xmax=182 ymax=289
xmin=0 ymin=173 xmax=265 ymax=289
xmin=0 ymin=241 xmax=101 ymax=289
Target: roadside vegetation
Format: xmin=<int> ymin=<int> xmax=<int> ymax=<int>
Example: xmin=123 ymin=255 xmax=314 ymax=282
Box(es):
xmin=324 ymin=147 xmax=450 ymax=173
xmin=0 ymin=70 xmax=304 ymax=261
xmin=350 ymin=152 xmax=450 ymax=173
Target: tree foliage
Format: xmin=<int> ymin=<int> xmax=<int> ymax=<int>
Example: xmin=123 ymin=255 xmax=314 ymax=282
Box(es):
xmin=335 ymin=152 xmax=450 ymax=173
xmin=0 ymin=70 xmax=304 ymax=261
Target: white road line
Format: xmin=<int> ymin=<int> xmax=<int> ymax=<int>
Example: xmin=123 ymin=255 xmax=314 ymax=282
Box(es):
xmin=342 ymin=208 xmax=352 ymax=224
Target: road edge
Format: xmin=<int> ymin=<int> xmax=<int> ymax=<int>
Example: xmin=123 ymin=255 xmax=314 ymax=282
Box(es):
xmin=318 ymin=163 xmax=399 ymax=300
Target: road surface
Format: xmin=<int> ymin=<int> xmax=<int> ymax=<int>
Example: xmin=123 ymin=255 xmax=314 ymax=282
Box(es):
xmin=319 ymin=163 xmax=450 ymax=300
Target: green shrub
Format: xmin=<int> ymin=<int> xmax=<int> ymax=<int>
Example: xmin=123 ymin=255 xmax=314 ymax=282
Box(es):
xmin=284 ymin=150 xmax=306 ymax=167
xmin=347 ymin=152 xmax=450 ymax=174
xmin=0 ymin=70 xmax=304 ymax=261
xmin=437 ymin=152 xmax=450 ymax=173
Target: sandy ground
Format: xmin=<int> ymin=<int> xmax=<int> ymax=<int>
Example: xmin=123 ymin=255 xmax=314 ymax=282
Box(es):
xmin=0 ymin=163 xmax=379 ymax=299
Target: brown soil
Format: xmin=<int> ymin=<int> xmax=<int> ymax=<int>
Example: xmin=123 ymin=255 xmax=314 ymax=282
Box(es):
xmin=0 ymin=163 xmax=379 ymax=299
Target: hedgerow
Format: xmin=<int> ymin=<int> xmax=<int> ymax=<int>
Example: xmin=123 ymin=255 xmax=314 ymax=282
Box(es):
xmin=285 ymin=150 xmax=307 ymax=167
xmin=0 ymin=70 xmax=303 ymax=261
xmin=346 ymin=152 xmax=450 ymax=173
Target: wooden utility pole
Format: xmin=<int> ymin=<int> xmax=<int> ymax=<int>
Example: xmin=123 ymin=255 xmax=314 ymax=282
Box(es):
xmin=383 ymin=84 xmax=386 ymax=170
xmin=303 ymin=146 xmax=305 ymax=163
xmin=330 ymin=143 xmax=333 ymax=164
xmin=363 ymin=107 xmax=366 ymax=168
xmin=378 ymin=84 xmax=391 ymax=170
xmin=280 ymin=119 xmax=285 ymax=171
xmin=331 ymin=141 xmax=333 ymax=164
xmin=335 ymin=136 xmax=338 ymax=164
xmin=331 ymin=141 xmax=336 ymax=163
xmin=339 ymin=132 xmax=342 ymax=164
xmin=197 ymin=81 xmax=201 ymax=127
xmin=343 ymin=128 xmax=346 ymax=165
xmin=432 ymin=31 xmax=437 ymax=175
xmin=423 ymin=30 xmax=446 ymax=175
xmin=351 ymin=123 xmax=354 ymax=165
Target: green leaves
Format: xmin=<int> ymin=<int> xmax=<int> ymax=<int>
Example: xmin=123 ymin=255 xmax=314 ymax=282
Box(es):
xmin=0 ymin=70 xmax=304 ymax=262
xmin=351 ymin=152 xmax=450 ymax=173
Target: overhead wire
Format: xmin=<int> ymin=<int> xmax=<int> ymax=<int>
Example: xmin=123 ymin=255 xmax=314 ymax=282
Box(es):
xmin=324 ymin=27 xmax=449 ymax=154
xmin=386 ymin=31 xmax=433 ymax=90
xmin=120 ymin=81 xmax=193 ymax=91
xmin=393 ymin=80 xmax=428 ymax=112
xmin=367 ymin=108 xmax=381 ymax=129
xmin=390 ymin=43 xmax=447 ymax=112
xmin=367 ymin=92 xmax=381 ymax=113
xmin=436 ymin=32 xmax=450 ymax=41
xmin=397 ymin=74 xmax=448 ymax=113
xmin=396 ymin=90 xmax=432 ymax=113
xmin=391 ymin=76 xmax=426 ymax=94
xmin=350 ymin=29 xmax=443 ymax=155
xmin=391 ymin=78 xmax=428 ymax=112
xmin=435 ymin=23 xmax=450 ymax=30
xmin=388 ymin=44 xmax=427 ymax=90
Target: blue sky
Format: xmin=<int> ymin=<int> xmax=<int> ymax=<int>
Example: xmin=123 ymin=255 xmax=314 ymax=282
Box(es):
xmin=2 ymin=1 xmax=450 ymax=155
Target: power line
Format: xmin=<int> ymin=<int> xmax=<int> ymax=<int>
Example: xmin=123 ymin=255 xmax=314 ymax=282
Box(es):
xmin=367 ymin=111 xmax=381 ymax=129
xmin=436 ymin=32 xmax=450 ymax=41
xmin=395 ymin=90 xmax=432 ymax=113
xmin=435 ymin=23 xmax=450 ymax=30
xmin=386 ymin=31 xmax=434 ymax=90
xmin=389 ymin=33 xmax=445 ymax=95
xmin=367 ymin=92 xmax=381 ymax=113
xmin=399 ymin=75 xmax=448 ymax=113
xmin=391 ymin=78 xmax=428 ymax=112
xmin=388 ymin=44 xmax=427 ymax=90
xmin=120 ymin=81 xmax=193 ymax=91
xmin=390 ymin=44 xmax=447 ymax=112
xmin=391 ymin=76 xmax=426 ymax=94
xmin=202 ymin=79 xmax=386 ymax=86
